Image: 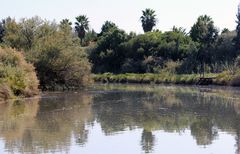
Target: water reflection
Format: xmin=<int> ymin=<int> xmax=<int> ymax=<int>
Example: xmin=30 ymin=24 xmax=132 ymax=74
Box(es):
xmin=141 ymin=130 xmax=155 ymax=153
xmin=0 ymin=85 xmax=240 ymax=153
xmin=0 ymin=92 xmax=93 ymax=153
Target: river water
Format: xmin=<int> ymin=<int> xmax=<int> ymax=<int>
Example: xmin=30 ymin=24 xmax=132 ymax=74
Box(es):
xmin=0 ymin=84 xmax=240 ymax=154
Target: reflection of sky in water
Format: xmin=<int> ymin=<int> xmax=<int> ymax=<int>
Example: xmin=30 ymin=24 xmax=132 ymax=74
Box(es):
xmin=69 ymin=123 xmax=235 ymax=154
xmin=0 ymin=85 xmax=240 ymax=154
xmin=0 ymin=139 xmax=4 ymax=153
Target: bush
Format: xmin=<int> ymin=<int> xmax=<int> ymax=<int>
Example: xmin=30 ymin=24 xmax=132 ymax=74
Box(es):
xmin=3 ymin=17 xmax=92 ymax=90
xmin=29 ymin=28 xmax=92 ymax=89
xmin=0 ymin=47 xmax=39 ymax=100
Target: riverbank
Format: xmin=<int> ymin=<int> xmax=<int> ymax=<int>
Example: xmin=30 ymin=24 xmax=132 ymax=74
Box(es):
xmin=93 ymin=72 xmax=240 ymax=86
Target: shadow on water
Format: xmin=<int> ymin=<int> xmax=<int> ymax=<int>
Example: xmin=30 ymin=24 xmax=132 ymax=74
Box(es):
xmin=1 ymin=84 xmax=240 ymax=153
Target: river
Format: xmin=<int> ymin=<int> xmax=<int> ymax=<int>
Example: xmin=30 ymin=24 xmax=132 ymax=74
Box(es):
xmin=0 ymin=84 xmax=240 ymax=154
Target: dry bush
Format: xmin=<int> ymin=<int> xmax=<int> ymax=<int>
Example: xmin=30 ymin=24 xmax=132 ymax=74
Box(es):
xmin=0 ymin=47 xmax=39 ymax=100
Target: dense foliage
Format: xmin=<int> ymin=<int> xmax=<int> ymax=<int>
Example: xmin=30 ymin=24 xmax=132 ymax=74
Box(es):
xmin=88 ymin=13 xmax=238 ymax=75
xmin=0 ymin=47 xmax=39 ymax=100
xmin=2 ymin=17 xmax=92 ymax=90
xmin=89 ymin=25 xmax=128 ymax=73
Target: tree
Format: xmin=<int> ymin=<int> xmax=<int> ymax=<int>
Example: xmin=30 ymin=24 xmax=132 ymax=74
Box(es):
xmin=190 ymin=15 xmax=218 ymax=77
xmin=84 ymin=29 xmax=98 ymax=45
xmin=0 ymin=20 xmax=5 ymax=43
xmin=75 ymin=15 xmax=89 ymax=46
xmin=172 ymin=26 xmax=187 ymax=35
xmin=190 ymin=15 xmax=218 ymax=44
xmin=2 ymin=17 xmax=92 ymax=89
xmin=29 ymin=21 xmax=92 ymax=89
xmin=60 ymin=19 xmax=73 ymax=39
xmin=60 ymin=19 xmax=72 ymax=26
xmin=3 ymin=17 xmax=44 ymax=51
xmin=215 ymin=31 xmax=236 ymax=66
xmin=60 ymin=19 xmax=72 ymax=32
xmin=234 ymin=4 xmax=240 ymax=50
xmin=89 ymin=27 xmax=128 ymax=73
xmin=2 ymin=18 xmax=22 ymax=50
xmin=221 ymin=28 xmax=230 ymax=34
xmin=99 ymin=21 xmax=117 ymax=36
xmin=140 ymin=8 xmax=157 ymax=33
xmin=19 ymin=16 xmax=43 ymax=50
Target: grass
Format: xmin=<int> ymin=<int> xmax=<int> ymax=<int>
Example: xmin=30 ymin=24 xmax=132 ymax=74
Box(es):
xmin=93 ymin=72 xmax=240 ymax=86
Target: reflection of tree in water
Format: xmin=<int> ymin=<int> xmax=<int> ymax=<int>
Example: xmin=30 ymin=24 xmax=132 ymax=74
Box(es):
xmin=92 ymin=85 xmax=240 ymax=153
xmin=190 ymin=118 xmax=218 ymax=146
xmin=0 ymin=98 xmax=39 ymax=153
xmin=234 ymin=116 xmax=240 ymax=154
xmin=0 ymin=92 xmax=93 ymax=153
xmin=35 ymin=93 xmax=94 ymax=152
xmin=74 ymin=121 xmax=89 ymax=146
xmin=141 ymin=129 xmax=155 ymax=153
xmin=2 ymin=85 xmax=240 ymax=153
xmin=92 ymin=91 xmax=154 ymax=135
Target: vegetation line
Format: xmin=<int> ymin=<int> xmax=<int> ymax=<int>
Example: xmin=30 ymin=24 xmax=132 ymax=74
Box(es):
xmin=93 ymin=72 xmax=240 ymax=86
xmin=1 ymin=5 xmax=240 ymax=100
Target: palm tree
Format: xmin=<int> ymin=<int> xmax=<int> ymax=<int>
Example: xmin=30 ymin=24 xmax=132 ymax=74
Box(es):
xmin=75 ymin=15 xmax=89 ymax=45
xmin=140 ymin=9 xmax=157 ymax=33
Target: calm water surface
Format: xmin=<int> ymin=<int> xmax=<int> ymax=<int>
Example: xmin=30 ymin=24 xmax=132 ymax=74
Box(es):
xmin=0 ymin=84 xmax=240 ymax=154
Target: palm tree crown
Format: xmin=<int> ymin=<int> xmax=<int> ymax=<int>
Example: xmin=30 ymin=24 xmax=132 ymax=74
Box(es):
xmin=75 ymin=15 xmax=89 ymax=45
xmin=140 ymin=9 xmax=157 ymax=33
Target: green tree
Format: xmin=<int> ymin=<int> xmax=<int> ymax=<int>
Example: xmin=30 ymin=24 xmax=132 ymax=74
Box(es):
xmin=3 ymin=17 xmax=43 ymax=51
xmin=60 ymin=19 xmax=72 ymax=27
xmin=172 ymin=26 xmax=187 ymax=35
xmin=59 ymin=19 xmax=73 ymax=39
xmin=140 ymin=8 xmax=157 ymax=33
xmin=120 ymin=31 xmax=195 ymax=73
xmin=0 ymin=20 xmax=5 ymax=43
xmin=221 ymin=28 xmax=230 ymax=34
xmin=190 ymin=15 xmax=218 ymax=77
xmin=99 ymin=21 xmax=117 ymax=36
xmin=2 ymin=18 xmax=22 ymax=50
xmin=2 ymin=17 xmax=92 ymax=89
xmin=19 ymin=16 xmax=43 ymax=50
xmin=60 ymin=19 xmax=72 ymax=32
xmin=75 ymin=15 xmax=89 ymax=46
xmin=29 ymin=21 xmax=92 ymax=89
xmin=214 ymin=31 xmax=236 ymax=70
xmin=128 ymin=31 xmax=137 ymax=40
xmin=89 ymin=27 xmax=128 ymax=73
xmin=84 ymin=29 xmax=98 ymax=45
xmin=190 ymin=15 xmax=218 ymax=44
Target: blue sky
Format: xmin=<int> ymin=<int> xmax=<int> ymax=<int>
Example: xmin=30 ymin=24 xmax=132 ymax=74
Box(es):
xmin=0 ymin=0 xmax=238 ymax=33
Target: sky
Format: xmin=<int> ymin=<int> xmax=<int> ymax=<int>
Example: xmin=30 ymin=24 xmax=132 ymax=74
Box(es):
xmin=0 ymin=0 xmax=239 ymax=33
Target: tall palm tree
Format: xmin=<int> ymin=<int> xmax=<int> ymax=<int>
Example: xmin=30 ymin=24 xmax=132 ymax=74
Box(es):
xmin=140 ymin=9 xmax=157 ymax=33
xmin=75 ymin=15 xmax=89 ymax=45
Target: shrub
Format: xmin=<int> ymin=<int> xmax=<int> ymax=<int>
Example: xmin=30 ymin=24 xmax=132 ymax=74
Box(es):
xmin=3 ymin=17 xmax=92 ymax=90
xmin=0 ymin=47 xmax=39 ymax=100
xmin=29 ymin=32 xmax=92 ymax=89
